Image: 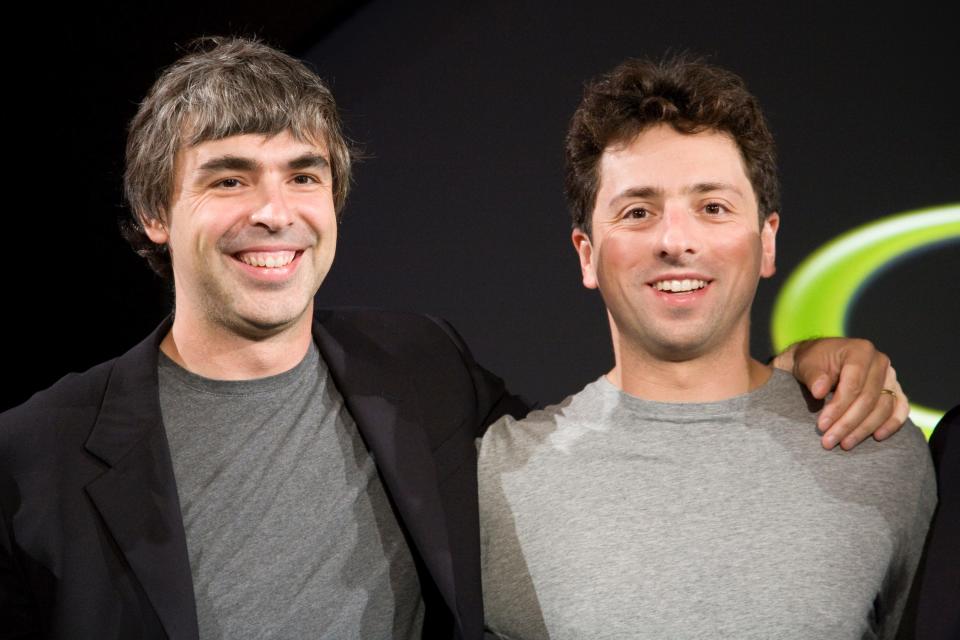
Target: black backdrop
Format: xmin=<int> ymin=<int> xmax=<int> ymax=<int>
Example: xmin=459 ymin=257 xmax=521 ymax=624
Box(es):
xmin=6 ymin=1 xmax=958 ymax=416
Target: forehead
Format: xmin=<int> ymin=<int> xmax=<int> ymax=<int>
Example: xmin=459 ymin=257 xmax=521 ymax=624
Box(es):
xmin=598 ymin=125 xmax=752 ymax=196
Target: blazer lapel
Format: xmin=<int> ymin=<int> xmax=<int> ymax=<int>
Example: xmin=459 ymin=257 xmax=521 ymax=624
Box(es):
xmin=312 ymin=312 xmax=462 ymax=632
xmin=84 ymin=320 xmax=199 ymax=640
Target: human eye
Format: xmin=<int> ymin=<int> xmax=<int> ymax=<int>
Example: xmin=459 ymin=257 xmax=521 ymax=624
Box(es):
xmin=623 ymin=206 xmax=650 ymax=220
xmin=703 ymin=202 xmax=728 ymax=215
xmin=213 ymin=177 xmax=243 ymax=189
xmin=292 ymin=174 xmax=320 ymax=185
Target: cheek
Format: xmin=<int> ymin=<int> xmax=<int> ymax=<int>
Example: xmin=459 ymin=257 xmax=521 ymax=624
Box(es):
xmin=301 ymin=196 xmax=337 ymax=233
xmin=311 ymin=210 xmax=338 ymax=248
xmin=199 ymin=202 xmax=254 ymax=247
xmin=595 ymin=230 xmax=645 ymax=279
xmin=167 ymin=223 xmax=193 ymax=257
xmin=714 ymin=229 xmax=764 ymax=271
xmin=320 ymin=207 xmax=338 ymax=235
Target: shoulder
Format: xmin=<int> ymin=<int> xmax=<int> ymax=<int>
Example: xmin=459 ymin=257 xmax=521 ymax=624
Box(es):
xmin=0 ymin=357 xmax=120 ymax=496
xmin=2 ymin=317 xmax=166 ymax=436
xmin=314 ymin=307 xmax=469 ymax=361
xmin=739 ymin=372 xmax=935 ymax=504
xmin=866 ymin=418 xmax=937 ymax=485
xmin=1 ymin=357 xmax=116 ymax=438
xmin=0 ymin=321 xmax=164 ymax=469
xmin=775 ymin=372 xmax=935 ymax=478
xmin=480 ymin=382 xmax=599 ymax=464
xmin=755 ymin=370 xmax=826 ymax=425
xmin=314 ymin=307 xmax=527 ymax=444
xmin=821 ymin=418 xmax=936 ymax=529
xmin=314 ymin=307 xmax=454 ymax=335
xmin=759 ymin=372 xmax=931 ymax=469
xmin=313 ymin=307 xmax=500 ymax=411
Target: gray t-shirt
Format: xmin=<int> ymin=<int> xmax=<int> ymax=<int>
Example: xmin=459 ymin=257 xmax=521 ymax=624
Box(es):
xmin=159 ymin=343 xmax=424 ymax=639
xmin=479 ymin=370 xmax=936 ymax=640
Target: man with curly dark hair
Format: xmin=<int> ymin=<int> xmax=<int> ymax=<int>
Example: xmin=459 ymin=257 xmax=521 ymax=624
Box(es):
xmin=479 ymin=57 xmax=935 ymax=639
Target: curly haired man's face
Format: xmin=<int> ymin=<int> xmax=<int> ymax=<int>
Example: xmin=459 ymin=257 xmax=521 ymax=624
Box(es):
xmin=573 ymin=124 xmax=778 ymax=362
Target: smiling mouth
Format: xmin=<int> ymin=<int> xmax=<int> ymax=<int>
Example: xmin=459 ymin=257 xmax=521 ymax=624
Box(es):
xmin=234 ymin=250 xmax=300 ymax=268
xmin=652 ymin=279 xmax=709 ymax=293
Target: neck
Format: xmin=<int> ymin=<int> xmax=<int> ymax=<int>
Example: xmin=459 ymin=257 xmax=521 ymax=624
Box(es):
xmin=608 ymin=325 xmax=772 ymax=403
xmin=159 ymin=304 xmax=314 ymax=380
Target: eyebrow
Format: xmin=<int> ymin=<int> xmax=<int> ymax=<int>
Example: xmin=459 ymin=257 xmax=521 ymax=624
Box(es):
xmin=685 ymin=182 xmax=744 ymax=197
xmin=288 ymin=153 xmax=330 ymax=171
xmin=609 ymin=186 xmax=662 ymax=206
xmin=608 ymin=182 xmax=744 ymax=207
xmin=195 ymin=155 xmax=259 ymax=176
xmin=194 ymin=152 xmax=330 ymax=179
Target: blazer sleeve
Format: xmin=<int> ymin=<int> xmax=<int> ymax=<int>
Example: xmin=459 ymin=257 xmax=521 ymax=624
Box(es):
xmin=426 ymin=316 xmax=530 ymax=436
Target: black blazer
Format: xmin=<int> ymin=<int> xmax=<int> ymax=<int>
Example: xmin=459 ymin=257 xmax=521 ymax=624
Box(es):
xmin=909 ymin=404 xmax=960 ymax=640
xmin=0 ymin=309 xmax=527 ymax=639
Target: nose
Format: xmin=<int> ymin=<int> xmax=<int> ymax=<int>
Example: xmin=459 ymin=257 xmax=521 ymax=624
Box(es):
xmin=248 ymin=181 xmax=293 ymax=231
xmin=656 ymin=204 xmax=699 ymax=261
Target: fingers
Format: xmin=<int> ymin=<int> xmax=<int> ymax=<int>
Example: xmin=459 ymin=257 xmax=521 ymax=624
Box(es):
xmin=836 ymin=390 xmax=898 ymax=450
xmin=808 ymin=373 xmax=832 ymax=400
xmin=788 ymin=340 xmax=836 ymax=401
xmin=795 ymin=338 xmax=877 ymax=412
xmin=872 ymin=366 xmax=909 ymax=441
xmin=821 ymin=355 xmax=910 ymax=450
xmin=769 ymin=343 xmax=798 ymax=379
xmin=818 ymin=347 xmax=890 ymax=449
xmin=787 ymin=337 xmax=908 ymax=450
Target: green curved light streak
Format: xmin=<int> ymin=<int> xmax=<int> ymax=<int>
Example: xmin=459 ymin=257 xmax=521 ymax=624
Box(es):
xmin=771 ymin=204 xmax=960 ymax=437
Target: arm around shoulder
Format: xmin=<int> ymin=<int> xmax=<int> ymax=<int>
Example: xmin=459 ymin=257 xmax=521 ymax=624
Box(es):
xmin=427 ymin=316 xmax=530 ymax=436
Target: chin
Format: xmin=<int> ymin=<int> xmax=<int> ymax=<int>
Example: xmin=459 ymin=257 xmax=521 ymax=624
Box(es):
xmin=645 ymin=333 xmax=714 ymax=362
xmin=229 ymin=303 xmax=311 ymax=338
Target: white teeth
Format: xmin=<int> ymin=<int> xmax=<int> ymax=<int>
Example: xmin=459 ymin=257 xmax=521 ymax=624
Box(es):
xmin=654 ymin=279 xmax=707 ymax=292
xmin=238 ymin=251 xmax=296 ymax=268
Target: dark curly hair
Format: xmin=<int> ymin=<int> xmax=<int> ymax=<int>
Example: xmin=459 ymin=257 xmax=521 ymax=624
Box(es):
xmin=565 ymin=56 xmax=779 ymax=236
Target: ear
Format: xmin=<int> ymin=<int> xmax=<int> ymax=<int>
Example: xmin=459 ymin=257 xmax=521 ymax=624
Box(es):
xmin=142 ymin=214 xmax=169 ymax=245
xmin=759 ymin=212 xmax=779 ymax=278
xmin=572 ymin=227 xmax=599 ymax=290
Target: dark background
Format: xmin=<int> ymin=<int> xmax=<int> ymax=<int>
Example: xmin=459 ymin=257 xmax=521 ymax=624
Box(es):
xmin=6 ymin=1 xmax=958 ymax=415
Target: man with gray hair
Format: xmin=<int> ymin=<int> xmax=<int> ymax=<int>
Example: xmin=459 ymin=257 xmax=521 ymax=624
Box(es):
xmin=1 ymin=37 xmax=528 ymax=639
xmin=1 ymin=39 xmax=911 ymax=639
